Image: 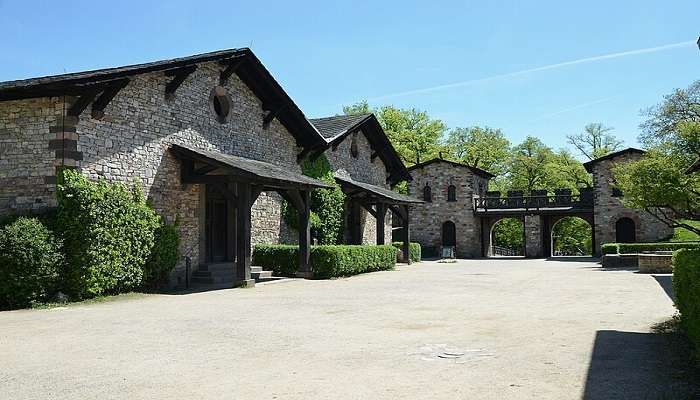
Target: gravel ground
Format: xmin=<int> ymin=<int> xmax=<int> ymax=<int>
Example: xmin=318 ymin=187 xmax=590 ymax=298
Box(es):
xmin=0 ymin=258 xmax=694 ymax=399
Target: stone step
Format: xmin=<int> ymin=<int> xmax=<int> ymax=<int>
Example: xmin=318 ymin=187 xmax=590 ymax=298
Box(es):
xmin=251 ymin=266 xmax=263 ymax=273
xmin=191 ymin=275 xmax=234 ymax=285
xmin=251 ymin=270 xmax=272 ymax=280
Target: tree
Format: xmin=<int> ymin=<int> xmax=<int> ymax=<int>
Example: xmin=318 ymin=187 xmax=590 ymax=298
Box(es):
xmin=548 ymin=149 xmax=593 ymax=190
xmin=567 ymin=123 xmax=623 ymax=161
xmin=509 ymin=136 xmax=555 ymax=192
xmin=444 ymin=126 xmax=511 ymax=175
xmin=343 ymin=101 xmax=446 ymax=166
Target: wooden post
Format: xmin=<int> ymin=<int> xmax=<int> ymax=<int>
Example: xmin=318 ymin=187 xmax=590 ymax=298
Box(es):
xmin=297 ymin=190 xmax=312 ymax=278
xmin=350 ymin=200 xmax=362 ymax=244
xmin=402 ymin=205 xmax=411 ymax=265
xmin=235 ymin=182 xmax=253 ymax=286
xmin=376 ymin=203 xmax=387 ymax=245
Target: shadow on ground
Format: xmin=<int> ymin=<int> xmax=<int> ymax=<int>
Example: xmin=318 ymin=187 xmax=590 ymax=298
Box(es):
xmin=653 ymin=275 xmax=675 ymax=302
xmin=583 ymin=329 xmax=699 ymax=399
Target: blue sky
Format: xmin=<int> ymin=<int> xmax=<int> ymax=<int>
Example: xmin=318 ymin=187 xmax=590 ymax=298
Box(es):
xmin=1 ymin=1 xmax=698 ymax=155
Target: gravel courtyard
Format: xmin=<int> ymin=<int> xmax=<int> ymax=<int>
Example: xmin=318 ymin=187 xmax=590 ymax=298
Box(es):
xmin=0 ymin=258 xmax=692 ymax=399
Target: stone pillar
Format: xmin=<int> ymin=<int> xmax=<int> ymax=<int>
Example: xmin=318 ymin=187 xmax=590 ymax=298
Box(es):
xmin=296 ymin=190 xmax=312 ymax=278
xmin=235 ymin=182 xmax=254 ymax=287
xmin=47 ymin=115 xmax=81 ymax=183
xmin=524 ymin=214 xmax=543 ymax=258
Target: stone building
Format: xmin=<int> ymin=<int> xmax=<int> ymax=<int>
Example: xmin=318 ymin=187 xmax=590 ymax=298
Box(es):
xmin=310 ymin=114 xmax=414 ymax=246
xmin=583 ymin=148 xmax=673 ymax=253
xmin=408 ymin=149 xmax=673 ymax=258
xmin=0 ymin=48 xmax=412 ymax=287
xmin=407 ymin=158 xmax=494 ymax=258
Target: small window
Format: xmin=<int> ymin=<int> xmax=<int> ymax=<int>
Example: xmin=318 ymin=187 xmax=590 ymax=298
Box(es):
xmin=209 ymin=86 xmax=231 ymax=124
xmin=350 ymin=133 xmax=359 ymax=158
xmin=423 ymin=185 xmax=432 ymax=202
xmin=447 ymin=185 xmax=457 ymax=202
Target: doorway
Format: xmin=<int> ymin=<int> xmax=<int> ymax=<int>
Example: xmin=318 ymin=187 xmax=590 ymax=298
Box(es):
xmin=615 ymin=217 xmax=636 ymax=243
xmin=206 ymin=185 xmax=230 ymax=262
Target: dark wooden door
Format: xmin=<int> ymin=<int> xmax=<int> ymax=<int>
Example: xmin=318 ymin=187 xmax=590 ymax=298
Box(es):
xmin=615 ymin=217 xmax=636 ymax=243
xmin=442 ymin=221 xmax=456 ymax=247
xmin=206 ymin=186 xmax=229 ymax=262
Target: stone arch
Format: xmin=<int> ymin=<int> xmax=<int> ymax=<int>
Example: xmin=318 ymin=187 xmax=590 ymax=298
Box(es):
xmin=442 ymin=220 xmax=456 ymax=247
xmin=486 ymin=216 xmax=525 ymax=257
xmin=615 ymin=217 xmax=636 ymax=243
xmin=550 ymin=216 xmax=593 ymax=257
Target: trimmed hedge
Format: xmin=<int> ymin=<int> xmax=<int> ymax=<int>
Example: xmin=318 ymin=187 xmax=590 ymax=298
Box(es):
xmin=673 ymin=249 xmax=700 ymax=353
xmin=313 ymin=245 xmax=396 ymax=279
xmin=57 ymin=169 xmax=161 ymax=298
xmin=252 ymin=244 xmax=396 ymax=278
xmin=602 ymin=242 xmax=700 ymax=255
xmin=0 ymin=217 xmax=63 ymax=309
xmin=392 ymin=242 xmax=422 ymax=263
xmin=252 ymin=244 xmax=299 ymax=276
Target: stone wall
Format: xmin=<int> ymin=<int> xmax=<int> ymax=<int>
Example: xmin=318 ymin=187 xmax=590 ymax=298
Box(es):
xmin=524 ymin=214 xmax=543 ymax=258
xmin=408 ymin=161 xmax=486 ymax=258
xmin=0 ymin=62 xmax=303 ymax=285
xmin=324 ymin=130 xmax=392 ymax=245
xmin=0 ymin=97 xmax=64 ymax=215
xmin=591 ymin=153 xmax=673 ymax=254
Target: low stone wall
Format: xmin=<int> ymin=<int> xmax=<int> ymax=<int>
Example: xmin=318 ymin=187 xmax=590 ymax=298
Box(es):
xmin=638 ymin=252 xmax=674 ymax=273
xmin=601 ymin=254 xmax=638 ymax=268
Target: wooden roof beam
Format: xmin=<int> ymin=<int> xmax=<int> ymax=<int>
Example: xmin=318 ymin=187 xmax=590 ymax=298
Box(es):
xmin=91 ymin=78 xmax=130 ymax=119
xmin=263 ymin=103 xmax=288 ymax=129
xmin=219 ymin=56 xmax=246 ymax=85
xmin=164 ymin=65 xmax=197 ymax=98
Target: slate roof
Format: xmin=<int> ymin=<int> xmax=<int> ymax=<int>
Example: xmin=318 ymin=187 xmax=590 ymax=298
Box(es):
xmin=170 ymin=143 xmax=331 ymax=190
xmin=310 ymin=114 xmax=372 ymax=140
xmin=407 ymin=158 xmax=496 ymax=179
xmin=310 ymin=114 xmax=412 ymax=184
xmin=0 ymin=48 xmax=327 ymax=151
xmin=335 ymin=174 xmax=422 ymax=204
xmin=582 ymin=148 xmax=645 ymax=173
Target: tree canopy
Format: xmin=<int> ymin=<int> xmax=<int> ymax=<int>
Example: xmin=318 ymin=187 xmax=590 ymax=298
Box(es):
xmin=567 ymin=123 xmax=623 ymax=161
xmin=444 ymin=126 xmax=511 ymax=175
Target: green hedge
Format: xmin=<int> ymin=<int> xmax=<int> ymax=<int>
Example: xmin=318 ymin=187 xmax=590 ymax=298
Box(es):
xmin=673 ymin=249 xmax=700 ymax=353
xmin=392 ymin=242 xmax=422 ymax=263
xmin=252 ymin=244 xmax=299 ymax=276
xmin=252 ymin=244 xmax=396 ymax=278
xmin=56 ymin=169 xmax=160 ymax=298
xmin=143 ymin=221 xmax=180 ymax=288
xmin=312 ymin=245 xmax=396 ymax=279
xmin=602 ymin=242 xmax=700 ymax=255
xmin=0 ymin=217 xmax=63 ymax=310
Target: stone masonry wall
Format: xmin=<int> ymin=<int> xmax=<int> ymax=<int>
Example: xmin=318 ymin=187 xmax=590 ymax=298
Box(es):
xmin=324 ymin=130 xmax=392 ymax=245
xmin=408 ymin=161 xmax=486 ymax=258
xmin=592 ymin=153 xmax=673 ymax=254
xmin=0 ymin=97 xmax=65 ymax=215
xmin=0 ymin=62 xmax=303 ymax=286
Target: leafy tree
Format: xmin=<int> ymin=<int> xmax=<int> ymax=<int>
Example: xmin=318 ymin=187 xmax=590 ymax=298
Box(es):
xmin=567 ymin=123 xmax=623 ymax=161
xmin=492 ymin=218 xmax=524 ymax=254
xmin=552 ymin=217 xmax=592 ymax=256
xmin=509 ymin=136 xmax=555 ymax=192
xmin=548 ymin=149 xmax=593 ymax=190
xmin=344 ymin=101 xmax=446 ymax=166
xmin=444 ymin=126 xmax=511 ymax=175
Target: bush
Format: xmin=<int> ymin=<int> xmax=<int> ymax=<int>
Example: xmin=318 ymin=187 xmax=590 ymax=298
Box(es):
xmin=672 ymin=249 xmax=700 ymax=353
xmin=0 ymin=217 xmax=63 ymax=309
xmin=143 ymin=221 xmax=180 ymax=288
xmin=252 ymin=244 xmax=299 ymax=276
xmin=56 ymin=169 xmax=160 ymax=298
xmin=253 ymin=244 xmax=396 ymax=278
xmin=392 ymin=242 xmax=421 ymax=263
xmin=312 ymin=245 xmax=396 ymax=279
xmin=602 ymin=242 xmax=700 ymax=254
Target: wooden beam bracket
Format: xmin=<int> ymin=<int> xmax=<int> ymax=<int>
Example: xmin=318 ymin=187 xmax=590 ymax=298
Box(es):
xmin=164 ymin=65 xmax=197 ymax=98
xmin=68 ymin=88 xmax=101 ymax=117
xmin=219 ymin=56 xmax=246 ymax=85
xmin=91 ymin=79 xmax=130 ymax=119
xmin=263 ymin=103 xmax=288 ymax=129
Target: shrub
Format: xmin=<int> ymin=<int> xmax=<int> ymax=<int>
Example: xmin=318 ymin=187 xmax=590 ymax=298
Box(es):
xmin=56 ymin=169 xmax=160 ymax=298
xmin=252 ymin=244 xmax=299 ymax=276
xmin=282 ymin=155 xmax=345 ymax=244
xmin=0 ymin=217 xmax=63 ymax=309
xmin=603 ymin=242 xmax=700 ymax=255
xmin=392 ymin=242 xmax=421 ymax=263
xmin=143 ymin=220 xmax=180 ymax=288
xmin=253 ymin=244 xmax=396 ymax=278
xmin=672 ymin=249 xmax=700 ymax=353
xmin=601 ymin=243 xmax=619 ymax=255
xmin=312 ymin=245 xmax=396 ymax=279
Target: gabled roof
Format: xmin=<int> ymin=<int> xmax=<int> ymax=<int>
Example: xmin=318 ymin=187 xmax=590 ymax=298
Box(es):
xmin=310 ymin=114 xmax=411 ymax=185
xmin=170 ymin=143 xmax=331 ymax=190
xmin=406 ymin=158 xmax=495 ymax=179
xmin=0 ymin=48 xmax=327 ymax=151
xmin=582 ymin=148 xmax=645 ymax=173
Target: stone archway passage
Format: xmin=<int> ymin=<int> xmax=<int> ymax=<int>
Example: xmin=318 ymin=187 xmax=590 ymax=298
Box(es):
xmin=615 ymin=217 xmax=636 ymax=243
xmin=442 ymin=221 xmax=456 ymax=247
